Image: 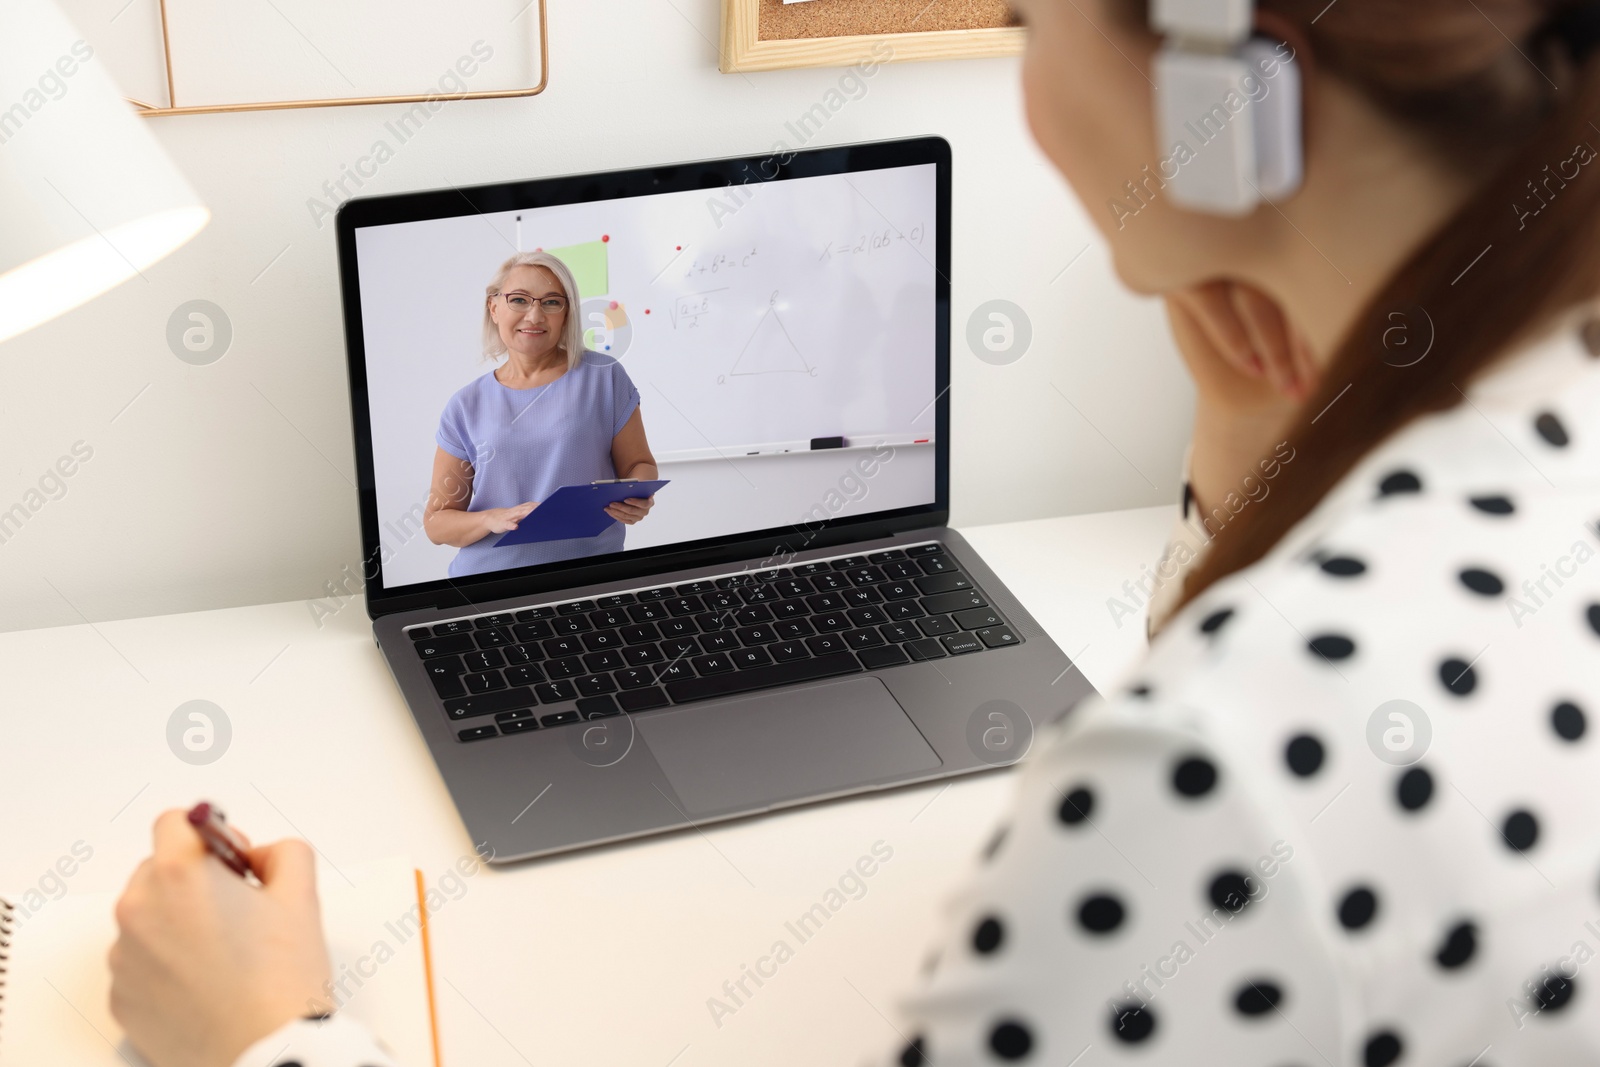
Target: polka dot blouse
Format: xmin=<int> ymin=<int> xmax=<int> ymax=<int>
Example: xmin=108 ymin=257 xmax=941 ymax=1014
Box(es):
xmin=886 ymin=316 xmax=1600 ymax=1067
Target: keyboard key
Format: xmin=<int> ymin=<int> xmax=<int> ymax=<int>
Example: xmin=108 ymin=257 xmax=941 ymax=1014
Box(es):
xmin=615 ymin=668 xmax=655 ymax=689
xmin=731 ymin=606 xmax=773 ymax=626
xmin=425 ymin=663 xmax=466 ymax=699
xmin=551 ymin=615 xmax=593 ymax=635
xmin=495 ymin=708 xmax=537 ymax=723
xmin=543 ymin=636 xmax=584 ymax=658
xmin=444 ymin=687 xmax=536 ymax=720
xmin=773 ymin=600 xmax=811 ymax=619
xmin=629 ymin=602 xmax=669 ymax=623
xmin=583 ymin=650 xmax=625 ymax=672
xmin=575 ymin=674 xmax=617 ymax=696
xmin=620 ymin=623 xmax=659 ymax=644
xmin=906 ymin=543 xmax=945 ymax=556
xmin=917 ymin=572 xmax=973 ymax=595
xmin=413 ymin=633 xmax=475 ymax=659
xmin=463 ymin=649 xmax=506 ymax=672
xmin=841 ymin=628 xmax=886 ymax=650
xmin=699 ymin=632 xmax=739 ymax=652
xmin=954 ymin=606 xmax=1004 ymax=630
xmin=841 ymin=588 xmax=882 ymax=607
xmin=458 ymin=724 xmax=498 ymax=742
xmin=791 ymin=562 xmax=829 ymax=576
xmin=558 ymin=600 xmax=596 ymax=614
xmin=598 ymin=593 xmax=638 ymax=608
xmin=676 ymin=580 xmax=717 ymax=595
xmin=545 ymin=656 xmax=585 ymax=679
xmin=813 ymin=612 xmax=851 ymax=633
xmin=664 ymin=651 xmax=862 ymax=704
xmin=464 ymin=671 xmax=506 ymax=693
xmin=705 ymin=591 xmax=739 ymax=611
xmin=655 ymin=661 xmax=696 ymax=683
xmin=807 ymin=633 xmax=848 ymax=656
xmin=515 ymin=606 xmax=554 ymax=621
xmin=922 ymin=590 xmax=985 ymax=614
xmin=433 ymin=620 xmax=474 ymax=636
xmin=622 ymin=643 xmax=664 ymax=665
xmin=540 ymin=711 xmax=581 ymax=727
xmin=858 ymin=644 xmax=911 ymax=670
xmin=811 ymin=572 xmax=849 ymax=591
xmin=535 ymin=681 xmax=577 ymax=702
xmin=775 ymin=619 xmax=815 ymax=639
xmin=883 ymin=560 xmax=922 ymax=580
xmin=753 ymin=568 xmax=787 ymax=581
xmin=577 ymin=695 xmax=621 ymax=719
xmin=695 ymin=611 xmax=733 ymax=632
xmin=905 ymin=638 xmax=947 ymax=661
xmin=769 ymin=640 xmax=811 ymax=662
xmin=880 ymin=581 xmax=920 ymax=601
xmin=618 ymin=687 xmax=670 ymax=713
xmin=845 ymin=566 xmax=886 ymax=585
xmin=867 ymin=549 xmax=907 ymax=563
xmin=660 ymin=637 xmax=700 ymax=658
xmin=665 ymin=596 xmax=704 ymax=617
xmin=918 ymin=555 xmax=955 ymax=574
xmin=774 ymin=578 xmax=813 ymax=598
xmin=502 ymin=643 xmax=540 ymax=664
xmin=887 ymin=601 xmax=926 ymax=621
xmin=977 ymin=626 xmax=1020 ymax=648
xmin=637 ymin=586 xmax=676 ymax=600
xmin=513 ymin=620 xmax=554 ymax=641
xmin=499 ymin=717 xmax=539 ymax=734
xmin=740 ymin=585 xmax=780 ymax=604
xmin=476 ymin=614 xmax=516 ymax=629
xmin=830 ymin=556 xmax=868 ymax=569
xmin=588 ymin=608 xmax=629 ymax=629
xmin=807 ymin=592 xmax=848 ymax=613
xmin=658 ymin=617 xmax=698 ymax=638
xmin=879 ymin=622 xmax=920 ymax=643
xmin=732 ymin=647 xmax=773 ymax=669
xmin=941 ymin=633 xmax=984 ymax=655
xmin=737 ymin=625 xmax=777 ymax=645
xmin=918 ymin=615 xmax=959 ymax=636
xmin=581 ymin=630 xmax=623 ymax=651
xmin=691 ymin=653 xmax=736 ymax=675
xmin=504 ymin=664 xmax=546 ymax=686
xmin=847 ymin=606 xmax=887 ymax=627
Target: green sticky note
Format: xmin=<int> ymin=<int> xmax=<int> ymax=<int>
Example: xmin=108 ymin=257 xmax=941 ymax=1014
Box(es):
xmin=547 ymin=238 xmax=608 ymax=300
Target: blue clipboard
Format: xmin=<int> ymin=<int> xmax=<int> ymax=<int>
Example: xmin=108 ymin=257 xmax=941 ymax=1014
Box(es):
xmin=492 ymin=479 xmax=669 ymax=547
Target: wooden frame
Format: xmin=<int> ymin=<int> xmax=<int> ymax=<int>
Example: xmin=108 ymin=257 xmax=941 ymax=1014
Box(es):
xmin=720 ymin=0 xmax=1024 ymax=73
xmin=130 ymin=0 xmax=548 ymax=117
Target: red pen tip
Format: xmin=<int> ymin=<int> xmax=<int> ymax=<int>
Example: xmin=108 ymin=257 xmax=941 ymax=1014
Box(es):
xmin=187 ymin=801 xmax=212 ymax=825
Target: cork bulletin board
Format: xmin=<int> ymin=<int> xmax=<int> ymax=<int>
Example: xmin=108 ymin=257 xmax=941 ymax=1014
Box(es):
xmin=721 ymin=0 xmax=1025 ymax=73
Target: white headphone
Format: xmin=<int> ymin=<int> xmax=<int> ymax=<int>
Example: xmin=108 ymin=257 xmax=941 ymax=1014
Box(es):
xmin=1152 ymin=0 xmax=1304 ymax=215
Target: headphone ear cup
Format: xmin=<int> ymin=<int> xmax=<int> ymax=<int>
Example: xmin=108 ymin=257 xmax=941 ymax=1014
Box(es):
xmin=1153 ymin=37 xmax=1303 ymax=215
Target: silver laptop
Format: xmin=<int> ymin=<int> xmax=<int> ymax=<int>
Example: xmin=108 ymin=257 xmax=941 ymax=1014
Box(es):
xmin=335 ymin=136 xmax=1093 ymax=862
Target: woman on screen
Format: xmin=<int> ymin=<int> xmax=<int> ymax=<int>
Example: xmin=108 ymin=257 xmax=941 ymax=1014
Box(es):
xmin=422 ymin=251 xmax=658 ymax=577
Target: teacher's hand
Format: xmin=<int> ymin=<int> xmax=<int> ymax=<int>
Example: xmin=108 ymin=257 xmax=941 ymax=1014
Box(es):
xmin=479 ymin=501 xmax=537 ymax=535
xmin=604 ymin=495 xmax=654 ymax=525
xmin=110 ymin=811 xmax=332 ymax=1067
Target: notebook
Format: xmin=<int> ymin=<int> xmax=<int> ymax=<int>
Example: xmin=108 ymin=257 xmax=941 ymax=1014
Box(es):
xmin=0 ymin=859 xmax=441 ymax=1067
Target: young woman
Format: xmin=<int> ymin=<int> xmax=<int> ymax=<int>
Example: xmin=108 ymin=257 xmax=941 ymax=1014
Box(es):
xmin=109 ymin=2 xmax=1600 ymax=1064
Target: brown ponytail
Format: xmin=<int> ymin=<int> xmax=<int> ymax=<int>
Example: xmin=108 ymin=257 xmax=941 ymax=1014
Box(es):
xmin=1174 ymin=0 xmax=1600 ymax=614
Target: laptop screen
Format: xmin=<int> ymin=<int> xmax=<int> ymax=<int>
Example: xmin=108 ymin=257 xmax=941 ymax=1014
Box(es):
xmin=338 ymin=138 xmax=949 ymax=613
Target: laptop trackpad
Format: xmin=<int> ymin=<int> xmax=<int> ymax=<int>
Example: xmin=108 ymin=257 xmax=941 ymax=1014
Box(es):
xmin=635 ymin=677 xmax=942 ymax=816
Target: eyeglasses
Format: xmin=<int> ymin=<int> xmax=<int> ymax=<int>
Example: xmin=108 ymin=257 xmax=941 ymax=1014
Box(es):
xmin=494 ymin=292 xmax=568 ymax=314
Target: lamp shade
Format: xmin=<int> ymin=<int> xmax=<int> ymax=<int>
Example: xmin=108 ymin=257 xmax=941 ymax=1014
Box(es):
xmin=0 ymin=0 xmax=208 ymax=343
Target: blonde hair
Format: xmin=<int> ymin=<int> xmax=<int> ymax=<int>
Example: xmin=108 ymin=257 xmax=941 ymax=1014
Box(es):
xmin=481 ymin=251 xmax=585 ymax=370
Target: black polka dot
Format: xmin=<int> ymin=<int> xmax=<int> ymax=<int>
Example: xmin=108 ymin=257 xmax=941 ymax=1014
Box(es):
xmin=1199 ymin=607 xmax=1235 ymax=634
xmin=1469 ymin=494 xmax=1516 ymax=516
xmin=1319 ymin=555 xmax=1367 ymax=577
xmin=1338 ymin=886 xmax=1379 ymax=930
xmin=1308 ymin=634 xmax=1356 ymax=661
xmin=989 ymin=1020 xmax=1034 ymax=1060
xmin=1397 ymin=767 xmax=1434 ymax=811
xmin=1109 ymin=1003 xmax=1156 ymax=1044
xmin=1587 ymin=604 xmax=1600 ymax=638
xmin=1552 ymin=701 xmax=1587 ymax=741
xmin=1434 ymin=921 xmax=1477 ymax=969
xmin=1534 ymin=411 xmax=1571 ymax=448
xmin=1439 ymin=657 xmax=1477 ymax=696
xmin=1502 ymin=809 xmax=1540 ymax=852
xmin=1172 ymin=756 xmax=1218 ymax=797
xmin=1077 ymin=893 xmax=1126 ymax=934
xmin=1458 ymin=567 xmax=1505 ymax=596
xmin=1129 ymin=683 xmax=1152 ymax=698
xmin=899 ymin=1036 xmax=927 ymax=1067
xmin=1234 ymin=979 xmax=1283 ymax=1016
xmin=1209 ymin=871 xmax=1256 ymax=913
xmin=1285 ymin=734 xmax=1325 ymax=777
xmin=972 ymin=916 xmax=1003 ymax=954
xmin=1378 ymin=470 xmax=1423 ymax=496
xmin=1533 ymin=973 xmax=1577 ymax=1012
xmin=983 ymin=825 xmax=1009 ymax=862
xmin=1364 ymin=1030 xmax=1403 ymax=1067
xmin=1057 ymin=787 xmax=1094 ymax=825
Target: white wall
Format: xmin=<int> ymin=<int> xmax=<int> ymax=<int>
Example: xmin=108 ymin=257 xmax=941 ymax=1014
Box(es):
xmin=0 ymin=0 xmax=1193 ymax=632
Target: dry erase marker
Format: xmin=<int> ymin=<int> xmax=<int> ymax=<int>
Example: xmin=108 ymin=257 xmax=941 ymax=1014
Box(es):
xmin=187 ymin=801 xmax=261 ymax=883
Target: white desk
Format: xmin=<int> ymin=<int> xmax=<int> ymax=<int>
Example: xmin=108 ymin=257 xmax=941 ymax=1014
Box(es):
xmin=1 ymin=505 xmax=1173 ymax=1067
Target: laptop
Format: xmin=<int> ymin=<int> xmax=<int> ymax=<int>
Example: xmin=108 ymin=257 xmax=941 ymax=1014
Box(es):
xmin=334 ymin=135 xmax=1094 ymax=863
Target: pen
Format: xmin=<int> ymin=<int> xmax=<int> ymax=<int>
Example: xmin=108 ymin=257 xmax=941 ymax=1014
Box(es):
xmin=187 ymin=801 xmax=261 ymax=883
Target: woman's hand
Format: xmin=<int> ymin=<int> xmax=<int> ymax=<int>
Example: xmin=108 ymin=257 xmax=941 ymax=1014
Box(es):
xmin=109 ymin=811 xmax=332 ymax=1067
xmin=604 ymin=495 xmax=654 ymax=525
xmin=478 ymin=501 xmax=537 ymax=535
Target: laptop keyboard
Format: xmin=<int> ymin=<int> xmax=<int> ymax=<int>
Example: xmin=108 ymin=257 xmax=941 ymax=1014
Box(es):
xmin=404 ymin=542 xmax=1021 ymax=743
